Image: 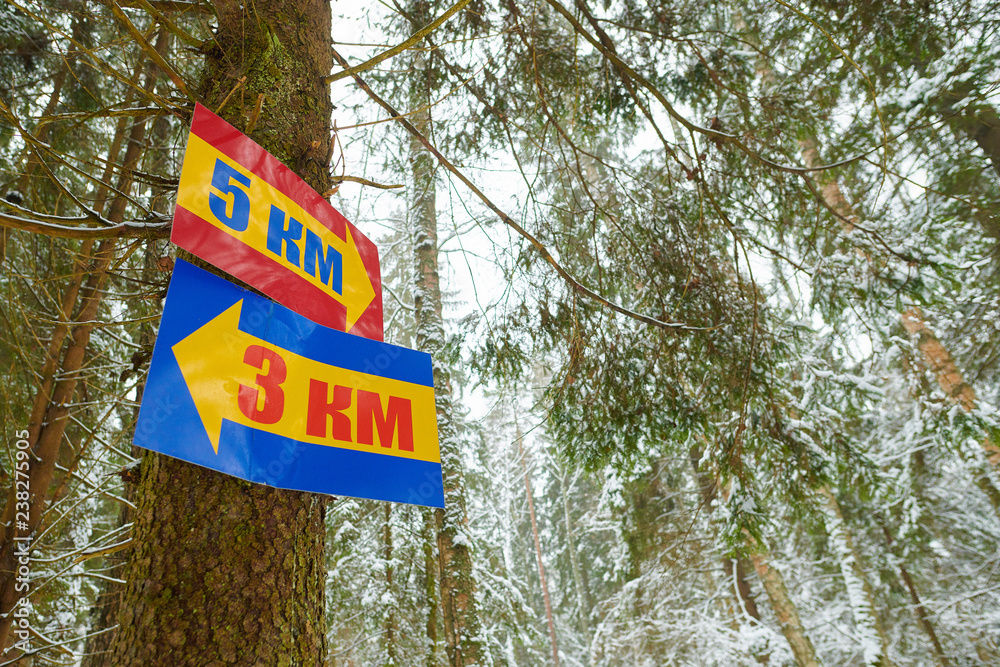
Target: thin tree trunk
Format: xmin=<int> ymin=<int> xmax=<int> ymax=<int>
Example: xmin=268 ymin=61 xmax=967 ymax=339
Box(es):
xmin=802 ymin=139 xmax=1000 ymax=505
xmin=749 ymin=553 xmax=821 ymax=667
xmin=880 ymin=526 xmax=949 ymax=666
xmin=423 ymin=507 xmax=443 ymax=667
xmin=383 ymin=504 xmax=399 ymax=667
xmin=901 ymin=308 xmax=1000 ymax=472
xmin=689 ymin=446 xmax=814 ymax=665
xmin=107 ymin=1 xmax=333 ymax=662
xmin=517 ymin=428 xmax=559 ymax=666
xmin=407 ymin=41 xmax=484 ymax=667
xmin=559 ymin=468 xmax=592 ymax=660
xmin=819 ymin=487 xmax=890 ymax=667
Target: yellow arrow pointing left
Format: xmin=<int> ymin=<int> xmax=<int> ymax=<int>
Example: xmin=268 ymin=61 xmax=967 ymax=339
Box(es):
xmin=171 ymin=300 xmax=439 ymax=462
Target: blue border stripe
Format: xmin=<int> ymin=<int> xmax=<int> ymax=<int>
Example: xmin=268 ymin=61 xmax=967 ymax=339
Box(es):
xmin=234 ymin=423 xmax=445 ymax=507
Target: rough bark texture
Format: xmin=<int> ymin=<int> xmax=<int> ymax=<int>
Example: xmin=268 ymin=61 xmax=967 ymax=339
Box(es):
xmin=105 ymin=0 xmax=333 ymax=663
xmin=408 ymin=39 xmax=484 ymax=665
xmin=107 ymin=456 xmax=327 ymax=665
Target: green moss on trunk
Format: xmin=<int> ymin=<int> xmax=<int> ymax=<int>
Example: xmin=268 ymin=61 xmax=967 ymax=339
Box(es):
xmin=107 ymin=0 xmax=333 ymax=663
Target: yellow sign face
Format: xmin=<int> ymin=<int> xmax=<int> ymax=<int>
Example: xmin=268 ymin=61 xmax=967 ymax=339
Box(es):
xmin=175 ymin=135 xmax=376 ymax=330
xmin=172 ymin=300 xmax=440 ymax=464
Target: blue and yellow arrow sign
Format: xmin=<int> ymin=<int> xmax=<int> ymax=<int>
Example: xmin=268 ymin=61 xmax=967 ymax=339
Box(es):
xmin=134 ymin=259 xmax=443 ymax=507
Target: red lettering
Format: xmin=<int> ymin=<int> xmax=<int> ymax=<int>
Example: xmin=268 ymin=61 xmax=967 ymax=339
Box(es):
xmin=306 ymin=380 xmax=352 ymax=441
xmin=238 ymin=345 xmax=286 ymax=424
xmin=356 ymin=390 xmax=413 ymax=451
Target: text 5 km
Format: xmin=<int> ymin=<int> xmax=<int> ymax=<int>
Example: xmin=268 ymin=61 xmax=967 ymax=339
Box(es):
xmin=208 ymin=159 xmax=344 ymax=294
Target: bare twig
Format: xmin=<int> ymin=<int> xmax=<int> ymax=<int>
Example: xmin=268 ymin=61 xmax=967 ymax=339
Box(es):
xmin=324 ymin=0 xmax=471 ymax=84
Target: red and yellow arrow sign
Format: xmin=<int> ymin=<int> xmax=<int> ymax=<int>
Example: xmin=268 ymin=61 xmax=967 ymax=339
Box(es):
xmin=171 ymin=104 xmax=383 ymax=340
xmin=171 ymin=299 xmax=439 ymax=463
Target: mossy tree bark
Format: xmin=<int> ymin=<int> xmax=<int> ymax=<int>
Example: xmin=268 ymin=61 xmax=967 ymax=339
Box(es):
xmin=105 ymin=1 xmax=333 ymax=663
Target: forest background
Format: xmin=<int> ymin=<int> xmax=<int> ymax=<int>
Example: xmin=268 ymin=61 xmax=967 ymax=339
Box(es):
xmin=0 ymin=0 xmax=999 ymax=665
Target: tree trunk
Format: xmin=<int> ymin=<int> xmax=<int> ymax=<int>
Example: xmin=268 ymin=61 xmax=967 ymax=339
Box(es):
xmin=723 ymin=557 xmax=764 ymax=623
xmin=749 ymin=554 xmax=821 ymax=667
xmin=383 ymin=504 xmax=399 ymax=667
xmin=423 ymin=507 xmax=444 ymax=667
xmin=819 ymin=487 xmax=890 ymax=667
xmin=802 ymin=139 xmax=1000 ymax=505
xmin=407 ymin=40 xmax=485 ymax=664
xmin=517 ymin=429 xmax=559 ymax=666
xmin=106 ymin=1 xmax=334 ymax=663
xmin=880 ymin=526 xmax=949 ymax=666
xmin=688 ymin=446 xmax=813 ymax=664
xmin=901 ymin=308 xmax=1000 ymax=473
xmin=560 ymin=468 xmax=592 ymax=660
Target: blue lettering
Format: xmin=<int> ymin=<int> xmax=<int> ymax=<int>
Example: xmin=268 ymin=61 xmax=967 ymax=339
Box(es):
xmin=266 ymin=205 xmax=303 ymax=267
xmin=208 ymin=160 xmax=251 ymax=231
xmin=303 ymin=229 xmax=343 ymax=293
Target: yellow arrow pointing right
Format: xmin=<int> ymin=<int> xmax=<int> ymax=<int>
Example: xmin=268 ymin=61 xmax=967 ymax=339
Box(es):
xmin=176 ymin=134 xmax=378 ymax=327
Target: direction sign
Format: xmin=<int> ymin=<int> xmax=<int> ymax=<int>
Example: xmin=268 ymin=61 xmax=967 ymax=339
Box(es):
xmin=171 ymin=103 xmax=383 ymax=341
xmin=134 ymin=259 xmax=443 ymax=507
